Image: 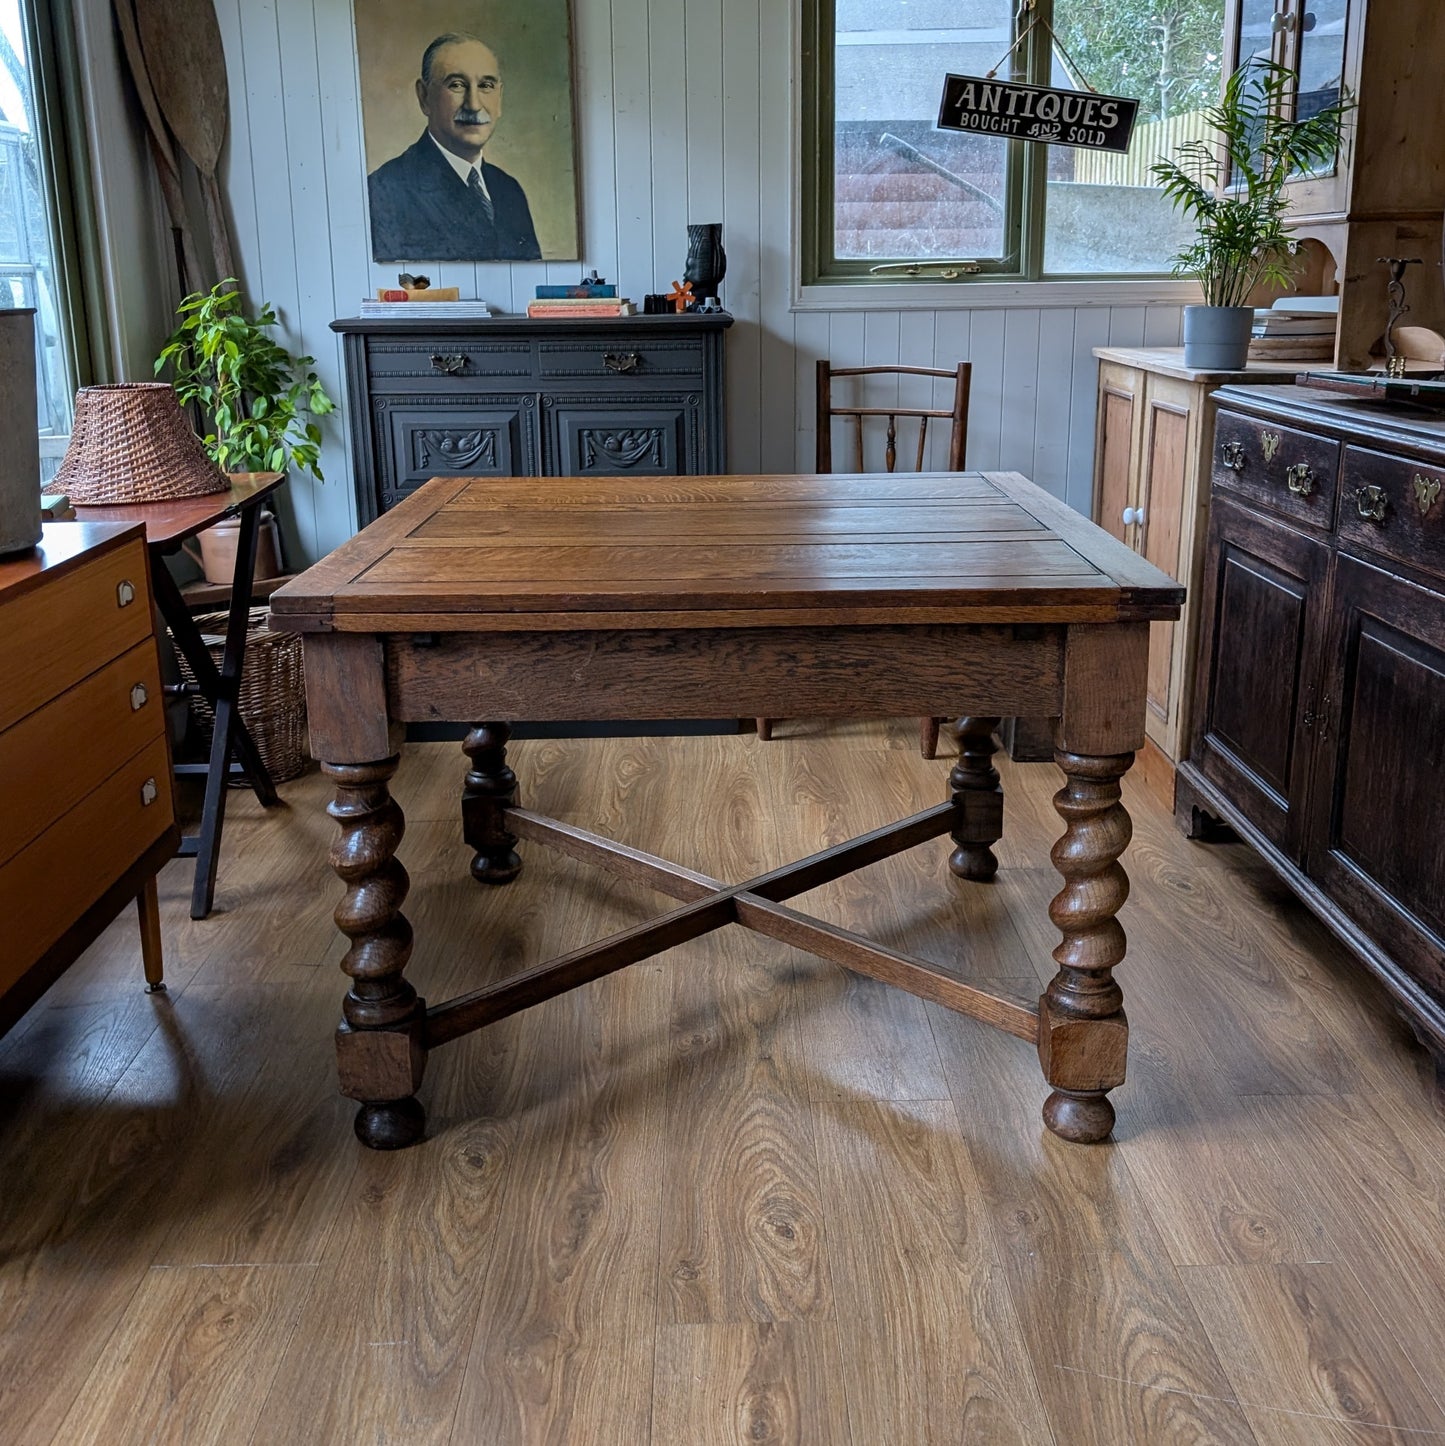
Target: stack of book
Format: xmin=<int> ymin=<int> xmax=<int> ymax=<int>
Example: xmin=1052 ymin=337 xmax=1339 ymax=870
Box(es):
xmin=1249 ymin=306 xmax=1337 ymax=361
xmin=527 ymin=284 xmax=635 ymax=319
xmin=360 ymin=287 xmax=495 ymax=319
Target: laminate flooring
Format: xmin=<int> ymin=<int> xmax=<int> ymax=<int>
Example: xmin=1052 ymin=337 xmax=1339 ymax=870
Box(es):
xmin=2 ymin=722 xmax=1443 ymax=1445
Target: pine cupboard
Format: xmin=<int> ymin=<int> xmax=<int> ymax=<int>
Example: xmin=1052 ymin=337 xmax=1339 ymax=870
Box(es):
xmin=1090 ymin=347 xmax=1301 ymax=796
xmin=1178 ymin=383 xmax=1445 ymax=1079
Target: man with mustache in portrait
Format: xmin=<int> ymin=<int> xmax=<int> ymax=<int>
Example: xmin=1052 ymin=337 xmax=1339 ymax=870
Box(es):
xmin=368 ymin=31 xmax=542 ymax=262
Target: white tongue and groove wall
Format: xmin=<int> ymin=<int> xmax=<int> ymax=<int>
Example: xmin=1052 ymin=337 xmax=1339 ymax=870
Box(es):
xmin=214 ymin=0 xmax=1191 ymax=566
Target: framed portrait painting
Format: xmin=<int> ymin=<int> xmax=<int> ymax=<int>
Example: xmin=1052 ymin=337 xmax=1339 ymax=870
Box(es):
xmin=353 ymin=0 xmax=581 ymax=263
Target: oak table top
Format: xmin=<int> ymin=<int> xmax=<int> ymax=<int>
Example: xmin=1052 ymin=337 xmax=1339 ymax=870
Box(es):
xmin=280 ymin=471 xmax=1182 ymax=1154
xmin=270 ymin=470 xmax=1183 ymax=633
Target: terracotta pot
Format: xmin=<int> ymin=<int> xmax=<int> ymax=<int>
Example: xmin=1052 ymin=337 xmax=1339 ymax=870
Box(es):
xmin=185 ymin=508 xmax=284 ymax=585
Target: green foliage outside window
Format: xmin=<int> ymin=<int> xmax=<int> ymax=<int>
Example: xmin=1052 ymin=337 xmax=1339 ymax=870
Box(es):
xmin=1055 ymin=0 xmax=1224 ymax=122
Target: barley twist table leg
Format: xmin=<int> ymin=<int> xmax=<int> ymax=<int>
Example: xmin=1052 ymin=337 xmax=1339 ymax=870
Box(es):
xmin=326 ymin=757 xmax=427 ymax=1150
xmin=463 ymin=723 xmax=523 ymax=885
xmin=948 ymin=716 xmax=1004 ymax=881
xmin=1039 ymin=749 xmax=1134 ymax=1143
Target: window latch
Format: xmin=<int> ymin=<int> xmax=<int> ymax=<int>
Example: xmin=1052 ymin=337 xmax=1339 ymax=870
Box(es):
xmin=867 ymin=262 xmax=983 ymax=279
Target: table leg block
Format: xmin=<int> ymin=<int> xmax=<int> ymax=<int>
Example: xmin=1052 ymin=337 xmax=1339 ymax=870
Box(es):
xmin=336 ymin=1019 xmax=428 ymax=1103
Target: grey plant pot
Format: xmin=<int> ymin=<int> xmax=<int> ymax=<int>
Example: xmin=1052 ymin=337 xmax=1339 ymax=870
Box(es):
xmin=1183 ymin=304 xmax=1254 ymax=371
xmin=0 ymin=308 xmax=43 ymax=557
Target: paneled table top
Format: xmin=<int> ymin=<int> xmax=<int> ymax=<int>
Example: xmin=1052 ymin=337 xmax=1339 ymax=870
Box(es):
xmin=274 ymin=472 xmax=1182 ymax=1152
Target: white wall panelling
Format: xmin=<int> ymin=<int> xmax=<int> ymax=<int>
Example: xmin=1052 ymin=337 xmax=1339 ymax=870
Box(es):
xmin=213 ymin=0 xmax=1188 ymax=563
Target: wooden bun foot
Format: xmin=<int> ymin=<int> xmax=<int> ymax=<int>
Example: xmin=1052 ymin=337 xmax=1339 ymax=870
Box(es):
xmin=471 ymin=850 xmax=523 ymax=885
xmin=1042 ymin=1089 xmax=1115 ymax=1143
xmin=354 ymin=1096 xmax=427 ymax=1150
xmin=948 ymin=844 xmax=999 ymax=881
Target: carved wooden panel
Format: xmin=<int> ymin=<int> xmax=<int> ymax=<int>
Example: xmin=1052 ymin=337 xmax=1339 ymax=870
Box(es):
xmin=1311 ymin=554 xmax=1445 ymax=997
xmin=548 ymin=402 xmax=692 ymax=476
xmin=376 ymin=398 xmax=535 ymax=507
xmin=1193 ymin=495 xmax=1329 ymax=860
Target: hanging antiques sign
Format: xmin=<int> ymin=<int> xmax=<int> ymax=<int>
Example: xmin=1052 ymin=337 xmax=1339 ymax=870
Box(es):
xmin=937 ymin=75 xmax=1139 ymax=154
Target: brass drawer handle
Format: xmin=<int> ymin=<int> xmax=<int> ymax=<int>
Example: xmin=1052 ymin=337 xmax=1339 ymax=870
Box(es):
xmin=140 ymin=777 xmax=159 ymax=807
xmin=1220 ymin=440 xmax=1246 ymax=473
xmin=429 ymin=353 xmax=468 ymax=375
xmin=603 ymin=351 xmax=640 ymax=373
xmin=130 ymin=682 xmax=149 ymax=711
xmin=1414 ymin=472 xmax=1441 ymax=517
xmin=1356 ymin=484 xmax=1388 ymax=524
xmin=1286 ymin=463 xmax=1315 ymax=497
xmin=116 ymin=579 xmax=136 ymax=608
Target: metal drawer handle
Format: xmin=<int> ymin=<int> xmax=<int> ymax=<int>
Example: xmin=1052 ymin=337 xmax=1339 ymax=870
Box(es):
xmin=116 ymin=579 xmax=136 ymax=608
xmin=430 ymin=353 xmax=468 ymax=374
xmin=140 ymin=777 xmax=159 ymax=807
xmin=1413 ymin=472 xmax=1441 ymax=517
xmin=1356 ymin=484 xmax=1388 ymax=524
xmin=1286 ymin=463 xmax=1316 ymax=497
xmin=603 ymin=351 xmax=640 ymax=373
xmin=130 ymin=682 xmax=149 ymax=711
xmin=1220 ymin=440 xmax=1246 ymax=473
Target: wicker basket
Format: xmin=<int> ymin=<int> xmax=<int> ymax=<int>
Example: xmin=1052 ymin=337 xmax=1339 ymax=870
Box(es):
xmin=176 ymin=607 xmax=309 ymax=783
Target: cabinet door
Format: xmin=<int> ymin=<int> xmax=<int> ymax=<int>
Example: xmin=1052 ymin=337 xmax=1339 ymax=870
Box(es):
xmin=1191 ymin=494 xmax=1330 ymax=860
xmin=545 ymin=399 xmax=695 ymax=476
xmin=1308 ymin=554 xmax=1445 ymax=1001
xmin=372 ymin=396 xmax=539 ymax=514
xmin=1139 ymin=389 xmax=1191 ymax=732
xmin=1092 ymin=364 xmax=1141 ymax=545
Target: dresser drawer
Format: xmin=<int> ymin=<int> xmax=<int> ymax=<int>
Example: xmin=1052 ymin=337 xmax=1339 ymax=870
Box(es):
xmin=0 ymin=733 xmax=173 ymax=991
xmin=0 ymin=536 xmax=151 ymax=732
xmin=536 ymin=336 xmax=704 ymax=382
xmin=1337 ymin=446 xmax=1445 ymax=584
xmin=0 ymin=639 xmax=166 ymax=867
xmin=1212 ymin=411 xmax=1339 ymax=531
xmin=366 ymin=339 xmax=533 ymax=384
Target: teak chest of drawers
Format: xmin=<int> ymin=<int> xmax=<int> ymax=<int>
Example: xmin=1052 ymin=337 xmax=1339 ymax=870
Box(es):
xmin=0 ymin=523 xmax=178 ymax=1035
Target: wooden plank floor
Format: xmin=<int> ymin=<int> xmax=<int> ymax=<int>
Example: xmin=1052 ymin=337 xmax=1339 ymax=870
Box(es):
xmin=3 ymin=722 xmax=1443 ymax=1445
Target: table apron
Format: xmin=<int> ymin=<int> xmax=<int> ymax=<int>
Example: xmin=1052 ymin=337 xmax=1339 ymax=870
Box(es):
xmin=385 ymin=623 xmax=1066 ymax=722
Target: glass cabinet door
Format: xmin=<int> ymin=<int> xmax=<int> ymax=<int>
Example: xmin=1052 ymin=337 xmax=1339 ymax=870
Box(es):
xmin=1293 ymin=0 xmax=1349 ymax=120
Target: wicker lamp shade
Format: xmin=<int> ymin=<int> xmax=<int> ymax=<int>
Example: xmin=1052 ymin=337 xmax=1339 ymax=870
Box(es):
xmin=51 ymin=383 xmax=229 ymax=504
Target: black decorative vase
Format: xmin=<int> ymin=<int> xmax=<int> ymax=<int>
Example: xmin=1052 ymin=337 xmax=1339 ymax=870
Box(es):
xmin=683 ymin=223 xmax=727 ymax=302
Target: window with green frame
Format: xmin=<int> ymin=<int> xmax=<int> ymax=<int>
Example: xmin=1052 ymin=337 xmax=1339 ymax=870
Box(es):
xmin=803 ymin=0 xmax=1226 ymax=286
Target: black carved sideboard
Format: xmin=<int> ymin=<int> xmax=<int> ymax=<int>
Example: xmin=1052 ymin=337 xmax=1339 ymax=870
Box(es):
xmin=332 ymin=313 xmax=732 ymax=524
xmin=1178 ymin=383 xmax=1445 ymax=1082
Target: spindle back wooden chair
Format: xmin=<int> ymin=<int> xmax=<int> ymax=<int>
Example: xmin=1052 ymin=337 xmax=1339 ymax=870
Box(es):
xmin=816 ymin=359 xmax=971 ymax=475
xmin=757 ymin=358 xmax=973 ymax=758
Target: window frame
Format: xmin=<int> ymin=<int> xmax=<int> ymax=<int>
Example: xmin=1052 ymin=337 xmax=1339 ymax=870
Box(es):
xmin=799 ymin=0 xmax=1214 ymax=298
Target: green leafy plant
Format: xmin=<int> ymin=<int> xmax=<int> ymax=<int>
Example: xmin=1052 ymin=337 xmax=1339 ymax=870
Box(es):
xmin=1151 ymin=61 xmax=1352 ymax=307
xmin=155 ymin=281 xmax=334 ymax=479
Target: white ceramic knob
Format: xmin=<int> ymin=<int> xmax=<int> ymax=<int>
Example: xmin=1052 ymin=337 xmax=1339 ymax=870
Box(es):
xmin=1122 ymin=506 xmax=1145 ymax=526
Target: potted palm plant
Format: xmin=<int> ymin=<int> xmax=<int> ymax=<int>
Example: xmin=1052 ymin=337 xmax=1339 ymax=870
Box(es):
xmin=1153 ymin=61 xmax=1352 ymax=369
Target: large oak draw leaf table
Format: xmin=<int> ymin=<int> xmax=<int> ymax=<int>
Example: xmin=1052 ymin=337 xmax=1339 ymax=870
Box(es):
xmin=270 ymin=472 xmax=1183 ymax=1150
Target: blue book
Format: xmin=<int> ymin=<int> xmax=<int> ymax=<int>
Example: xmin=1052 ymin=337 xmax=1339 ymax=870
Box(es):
xmin=535 ymin=284 xmax=618 ymax=299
